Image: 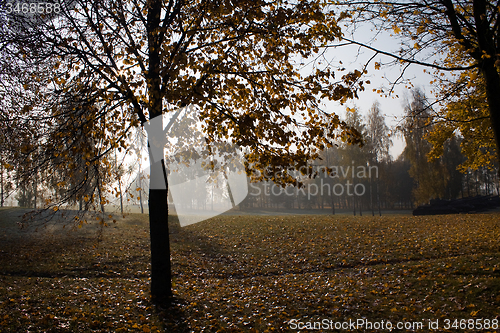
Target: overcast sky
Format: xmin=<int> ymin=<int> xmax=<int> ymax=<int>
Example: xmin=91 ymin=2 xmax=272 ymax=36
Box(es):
xmin=316 ymin=22 xmax=438 ymax=159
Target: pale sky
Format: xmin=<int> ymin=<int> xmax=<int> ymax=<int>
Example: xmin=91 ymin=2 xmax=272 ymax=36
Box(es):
xmin=319 ymin=23 xmax=437 ymax=159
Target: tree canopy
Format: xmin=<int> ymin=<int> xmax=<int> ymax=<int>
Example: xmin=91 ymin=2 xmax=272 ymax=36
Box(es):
xmin=2 ymin=0 xmax=366 ymax=299
xmin=336 ymin=0 xmax=500 ymax=169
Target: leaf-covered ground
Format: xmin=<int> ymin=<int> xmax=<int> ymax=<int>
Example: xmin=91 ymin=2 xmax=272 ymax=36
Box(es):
xmin=0 ymin=207 xmax=499 ymax=332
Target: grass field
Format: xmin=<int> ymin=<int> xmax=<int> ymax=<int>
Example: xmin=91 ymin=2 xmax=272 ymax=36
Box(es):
xmin=0 ymin=207 xmax=499 ymax=332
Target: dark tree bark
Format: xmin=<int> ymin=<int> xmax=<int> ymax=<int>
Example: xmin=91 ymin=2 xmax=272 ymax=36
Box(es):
xmin=148 ymin=187 xmax=172 ymax=299
xmin=1 ymin=160 xmax=4 ymax=208
xmin=146 ymin=0 xmax=172 ymax=300
xmin=441 ymin=0 xmax=500 ymax=169
xmin=472 ymin=0 xmax=500 ymax=168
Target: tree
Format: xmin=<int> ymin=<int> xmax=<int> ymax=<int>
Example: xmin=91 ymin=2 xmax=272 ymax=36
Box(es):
xmin=402 ymin=88 xmax=449 ymax=204
xmin=0 ymin=37 xmax=43 ymax=208
xmin=440 ymin=135 xmax=466 ymax=199
xmin=387 ymin=154 xmax=413 ymax=209
xmin=366 ymin=101 xmax=392 ymax=163
xmin=427 ymin=69 xmax=497 ymax=171
xmin=0 ymin=125 xmax=14 ymax=207
xmin=365 ymin=101 xmax=391 ymax=214
xmin=3 ymin=0 xmax=364 ymax=300
xmin=340 ymin=107 xmax=372 ymax=214
xmin=336 ymin=0 xmax=500 ymax=169
xmin=131 ymin=128 xmax=148 ymax=214
xmin=319 ymin=145 xmax=342 ymax=214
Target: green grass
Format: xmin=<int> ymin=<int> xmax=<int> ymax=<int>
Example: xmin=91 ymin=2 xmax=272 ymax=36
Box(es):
xmin=0 ymin=208 xmax=499 ymax=332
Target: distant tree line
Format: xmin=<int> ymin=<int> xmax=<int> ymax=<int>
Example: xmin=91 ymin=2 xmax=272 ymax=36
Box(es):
xmin=2 ymin=87 xmax=498 ymax=212
xmin=240 ymin=88 xmax=499 ymax=214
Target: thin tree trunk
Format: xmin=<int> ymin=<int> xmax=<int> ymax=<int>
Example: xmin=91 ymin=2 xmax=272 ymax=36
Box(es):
xmin=115 ymin=150 xmax=124 ymax=215
xmin=475 ymin=170 xmax=479 ymax=195
xmin=97 ymin=177 xmax=105 ymax=214
xmin=467 ymin=170 xmax=471 ymax=197
xmin=330 ymin=189 xmax=335 ymax=215
xmin=370 ymin=177 xmax=374 ymax=216
xmin=496 ymin=173 xmax=500 ymax=195
xmin=33 ymin=176 xmax=37 ymax=209
xmin=137 ymin=166 xmax=144 ymax=214
xmin=139 ymin=187 xmax=144 ymax=214
xmin=460 ymin=175 xmax=464 ymax=198
xmin=377 ymin=180 xmax=382 ymax=216
xmin=118 ymin=178 xmax=123 ymax=215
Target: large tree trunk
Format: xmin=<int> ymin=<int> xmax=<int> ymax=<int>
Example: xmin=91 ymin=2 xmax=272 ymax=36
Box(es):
xmin=147 ymin=124 xmax=172 ymax=300
xmin=480 ymin=61 xmax=500 ymax=171
xmin=473 ymin=0 xmax=500 ymax=175
xmin=1 ymin=158 xmax=4 ymax=207
xmin=146 ymin=0 xmax=172 ymax=300
xmin=147 ymin=132 xmax=173 ymax=301
xmin=148 ymin=185 xmax=172 ymax=299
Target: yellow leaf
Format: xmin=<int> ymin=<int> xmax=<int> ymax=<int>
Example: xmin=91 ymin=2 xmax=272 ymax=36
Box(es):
xmin=392 ymin=25 xmax=401 ymax=34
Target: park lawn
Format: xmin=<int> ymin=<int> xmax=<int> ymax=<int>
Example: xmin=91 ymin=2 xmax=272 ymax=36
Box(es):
xmin=0 ymin=208 xmax=499 ymax=332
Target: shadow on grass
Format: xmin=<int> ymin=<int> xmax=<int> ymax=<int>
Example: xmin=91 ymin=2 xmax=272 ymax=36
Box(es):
xmin=152 ymin=295 xmax=191 ymax=332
